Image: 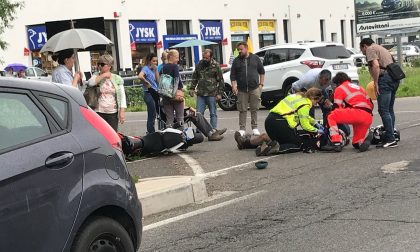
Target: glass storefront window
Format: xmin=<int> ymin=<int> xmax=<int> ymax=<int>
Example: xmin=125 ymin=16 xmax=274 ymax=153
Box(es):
xmin=259 ymin=34 xmax=276 ymax=48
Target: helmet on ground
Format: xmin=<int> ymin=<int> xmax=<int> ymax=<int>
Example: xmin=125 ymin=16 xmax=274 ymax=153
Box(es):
xmin=371 ymin=125 xmax=400 ymax=144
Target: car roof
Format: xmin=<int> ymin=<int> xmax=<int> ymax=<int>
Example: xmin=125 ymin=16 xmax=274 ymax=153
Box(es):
xmin=259 ymin=42 xmax=345 ymax=51
xmin=0 ymin=77 xmax=86 ymax=106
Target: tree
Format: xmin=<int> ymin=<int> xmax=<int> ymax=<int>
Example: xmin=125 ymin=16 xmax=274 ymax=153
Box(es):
xmin=0 ymin=0 xmax=24 ymax=51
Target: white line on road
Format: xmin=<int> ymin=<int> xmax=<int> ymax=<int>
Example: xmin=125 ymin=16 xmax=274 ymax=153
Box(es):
xmin=143 ymin=190 xmax=265 ymax=231
xmin=178 ymin=153 xmax=205 ymax=176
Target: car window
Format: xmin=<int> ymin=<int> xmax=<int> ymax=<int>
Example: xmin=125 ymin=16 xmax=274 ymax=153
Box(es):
xmin=25 ymin=68 xmax=35 ymax=77
xmin=35 ymin=68 xmax=46 ymax=77
xmin=255 ymin=51 xmax=266 ymax=65
xmin=0 ymin=92 xmax=51 ymax=150
xmin=265 ymin=49 xmax=287 ymax=65
xmin=288 ymin=48 xmax=305 ymax=60
xmin=310 ymin=45 xmax=350 ymax=59
xmin=42 ymin=96 xmax=68 ymax=127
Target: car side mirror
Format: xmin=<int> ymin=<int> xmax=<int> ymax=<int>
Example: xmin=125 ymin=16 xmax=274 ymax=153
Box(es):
xmin=42 ymin=72 xmax=48 ymax=77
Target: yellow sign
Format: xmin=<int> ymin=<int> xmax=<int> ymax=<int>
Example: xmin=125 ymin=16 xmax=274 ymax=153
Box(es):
xmin=258 ymin=20 xmax=276 ymax=33
xmin=230 ymin=20 xmax=249 ymax=33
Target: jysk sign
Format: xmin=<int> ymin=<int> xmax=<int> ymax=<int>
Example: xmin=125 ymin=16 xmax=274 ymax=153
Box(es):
xmin=355 ymin=0 xmax=420 ymax=33
xmin=200 ymin=21 xmax=223 ymax=41
xmin=129 ymin=21 xmax=158 ymax=43
xmin=27 ymin=25 xmax=47 ymax=51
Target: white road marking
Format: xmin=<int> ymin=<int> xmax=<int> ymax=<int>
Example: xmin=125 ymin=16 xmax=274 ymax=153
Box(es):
xmin=126 ymin=156 xmax=157 ymax=164
xmin=178 ymin=153 xmax=205 ymax=176
xmin=143 ymin=190 xmax=265 ymax=231
xmin=381 ymin=161 xmax=410 ymax=174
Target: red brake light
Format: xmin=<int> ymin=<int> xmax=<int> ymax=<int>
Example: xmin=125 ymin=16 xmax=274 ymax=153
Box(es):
xmin=80 ymin=106 xmax=122 ymax=151
xmin=301 ymin=60 xmax=325 ymax=68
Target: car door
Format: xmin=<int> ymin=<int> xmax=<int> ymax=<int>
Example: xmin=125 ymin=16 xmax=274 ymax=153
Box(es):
xmin=0 ymin=88 xmax=83 ymax=252
xmin=25 ymin=67 xmax=36 ymax=79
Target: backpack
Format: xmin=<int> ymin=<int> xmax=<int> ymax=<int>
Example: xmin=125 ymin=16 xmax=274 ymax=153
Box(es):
xmin=158 ymin=67 xmax=178 ymax=98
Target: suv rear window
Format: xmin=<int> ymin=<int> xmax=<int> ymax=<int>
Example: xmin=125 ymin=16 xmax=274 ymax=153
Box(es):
xmin=310 ymin=45 xmax=350 ymax=59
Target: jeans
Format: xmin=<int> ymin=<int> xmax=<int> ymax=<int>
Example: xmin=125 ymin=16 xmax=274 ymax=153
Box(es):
xmin=196 ymin=96 xmax=218 ymax=129
xmin=144 ymin=91 xmax=156 ymax=133
xmin=377 ymin=73 xmax=399 ymax=142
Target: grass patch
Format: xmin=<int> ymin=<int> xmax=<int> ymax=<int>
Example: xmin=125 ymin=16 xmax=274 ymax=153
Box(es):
xmin=358 ymin=66 xmax=420 ymax=97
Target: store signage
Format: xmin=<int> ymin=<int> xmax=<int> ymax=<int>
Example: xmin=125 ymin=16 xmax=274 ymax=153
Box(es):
xmin=24 ymin=47 xmax=30 ymax=56
xmin=156 ymin=41 xmax=162 ymax=49
xmin=200 ymin=21 xmax=223 ymax=41
xmin=222 ymin=38 xmax=228 ymax=46
xmin=355 ymin=0 xmax=420 ymax=33
xmin=27 ymin=25 xmax=47 ymax=51
xmin=129 ymin=21 xmax=158 ymax=43
xmin=258 ymin=20 xmax=276 ymax=33
xmin=230 ymin=20 xmax=250 ymax=34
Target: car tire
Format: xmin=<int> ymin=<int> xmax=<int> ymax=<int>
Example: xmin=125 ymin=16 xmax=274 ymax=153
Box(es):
xmin=218 ymin=84 xmax=237 ymax=111
xmin=71 ymin=216 xmax=135 ymax=252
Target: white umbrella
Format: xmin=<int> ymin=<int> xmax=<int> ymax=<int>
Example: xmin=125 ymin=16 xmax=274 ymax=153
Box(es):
xmin=40 ymin=28 xmax=112 ymax=53
xmin=171 ymin=39 xmax=217 ymax=48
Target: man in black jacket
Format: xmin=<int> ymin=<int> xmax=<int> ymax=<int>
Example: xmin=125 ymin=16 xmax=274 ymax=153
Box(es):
xmin=230 ymin=41 xmax=265 ymax=136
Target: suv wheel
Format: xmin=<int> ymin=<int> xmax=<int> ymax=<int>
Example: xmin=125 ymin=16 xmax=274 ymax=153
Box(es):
xmin=218 ymin=84 xmax=237 ymax=111
xmin=72 ymin=217 xmax=134 ymax=252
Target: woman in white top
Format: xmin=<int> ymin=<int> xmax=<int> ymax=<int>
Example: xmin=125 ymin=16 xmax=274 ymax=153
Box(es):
xmin=88 ymin=54 xmax=127 ymax=131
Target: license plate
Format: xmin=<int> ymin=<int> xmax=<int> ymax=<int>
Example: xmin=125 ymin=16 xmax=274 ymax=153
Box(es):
xmin=333 ymin=64 xmax=348 ymax=70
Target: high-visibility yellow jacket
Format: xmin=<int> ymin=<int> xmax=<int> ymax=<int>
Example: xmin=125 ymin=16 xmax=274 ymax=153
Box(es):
xmin=270 ymin=94 xmax=317 ymax=133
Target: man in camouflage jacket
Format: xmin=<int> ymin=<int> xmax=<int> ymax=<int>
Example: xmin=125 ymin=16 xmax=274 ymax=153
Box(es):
xmin=189 ymin=49 xmax=224 ymax=129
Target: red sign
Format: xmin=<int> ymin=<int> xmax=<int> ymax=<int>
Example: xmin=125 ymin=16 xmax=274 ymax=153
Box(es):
xmin=130 ymin=42 xmax=136 ymax=51
xmin=156 ymin=41 xmax=162 ymax=49
xmin=222 ymin=38 xmax=228 ymax=46
xmin=24 ymin=47 xmax=30 ymax=56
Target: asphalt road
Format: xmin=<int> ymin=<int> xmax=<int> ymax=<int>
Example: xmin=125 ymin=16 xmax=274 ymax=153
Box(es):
xmin=121 ymin=97 xmax=420 ymax=251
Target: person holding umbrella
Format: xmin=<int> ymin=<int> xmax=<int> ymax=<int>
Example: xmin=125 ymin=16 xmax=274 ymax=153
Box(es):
xmin=52 ymin=49 xmax=83 ymax=88
xmin=88 ymin=55 xmax=127 ymax=132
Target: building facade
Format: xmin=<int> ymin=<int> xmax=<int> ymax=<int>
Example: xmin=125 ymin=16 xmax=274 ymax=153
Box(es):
xmin=1 ymin=0 xmax=357 ymax=74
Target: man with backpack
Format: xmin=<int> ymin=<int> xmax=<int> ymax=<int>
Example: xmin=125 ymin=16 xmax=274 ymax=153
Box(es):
xmin=360 ymin=38 xmax=401 ymax=148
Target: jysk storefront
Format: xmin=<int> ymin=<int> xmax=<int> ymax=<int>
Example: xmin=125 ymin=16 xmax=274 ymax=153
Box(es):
xmin=129 ymin=21 xmax=158 ymax=70
xmin=200 ymin=20 xmax=224 ymax=64
xmin=258 ymin=20 xmax=276 ymax=48
xmin=26 ymin=25 xmax=53 ymax=73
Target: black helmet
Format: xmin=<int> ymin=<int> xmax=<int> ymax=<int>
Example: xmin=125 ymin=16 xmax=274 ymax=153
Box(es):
xmin=371 ymin=125 xmax=400 ymax=144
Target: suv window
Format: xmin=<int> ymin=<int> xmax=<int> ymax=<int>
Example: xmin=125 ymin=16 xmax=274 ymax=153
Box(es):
xmin=0 ymin=92 xmax=51 ymax=150
xmin=310 ymin=45 xmax=350 ymax=59
xmin=265 ymin=49 xmax=288 ymax=65
xmin=255 ymin=51 xmax=266 ymax=65
xmin=288 ymin=48 xmax=305 ymax=60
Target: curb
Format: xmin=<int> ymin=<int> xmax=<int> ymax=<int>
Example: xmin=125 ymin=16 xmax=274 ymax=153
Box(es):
xmin=136 ymin=176 xmax=208 ymax=216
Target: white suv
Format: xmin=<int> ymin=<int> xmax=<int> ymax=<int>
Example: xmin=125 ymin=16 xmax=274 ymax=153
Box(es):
xmin=219 ymin=42 xmax=359 ymax=110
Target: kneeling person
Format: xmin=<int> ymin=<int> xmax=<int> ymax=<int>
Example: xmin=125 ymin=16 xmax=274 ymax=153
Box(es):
xmin=326 ymin=72 xmax=374 ymax=152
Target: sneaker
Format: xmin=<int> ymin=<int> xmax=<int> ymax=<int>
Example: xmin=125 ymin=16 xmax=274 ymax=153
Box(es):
xmin=320 ymin=142 xmax=343 ymax=152
xmin=255 ymin=142 xmax=267 ymax=156
xmin=359 ymin=130 xmax=373 ymax=152
xmin=252 ymin=128 xmax=261 ymax=136
xmin=208 ymin=132 xmax=223 ymax=141
xmin=376 ymin=140 xmax=398 ymax=148
xmin=267 ymin=141 xmax=280 ymax=155
xmin=216 ymin=128 xmax=227 ymax=136
xmin=238 ymin=130 xmax=246 ymax=137
xmin=234 ymin=131 xmax=245 ymax=149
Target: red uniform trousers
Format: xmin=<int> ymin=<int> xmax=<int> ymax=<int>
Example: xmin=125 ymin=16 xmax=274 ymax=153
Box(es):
xmin=327 ymin=108 xmax=372 ymax=145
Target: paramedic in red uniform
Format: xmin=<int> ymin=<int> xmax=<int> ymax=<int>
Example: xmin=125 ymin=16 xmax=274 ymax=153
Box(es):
xmin=326 ymin=72 xmax=374 ymax=152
